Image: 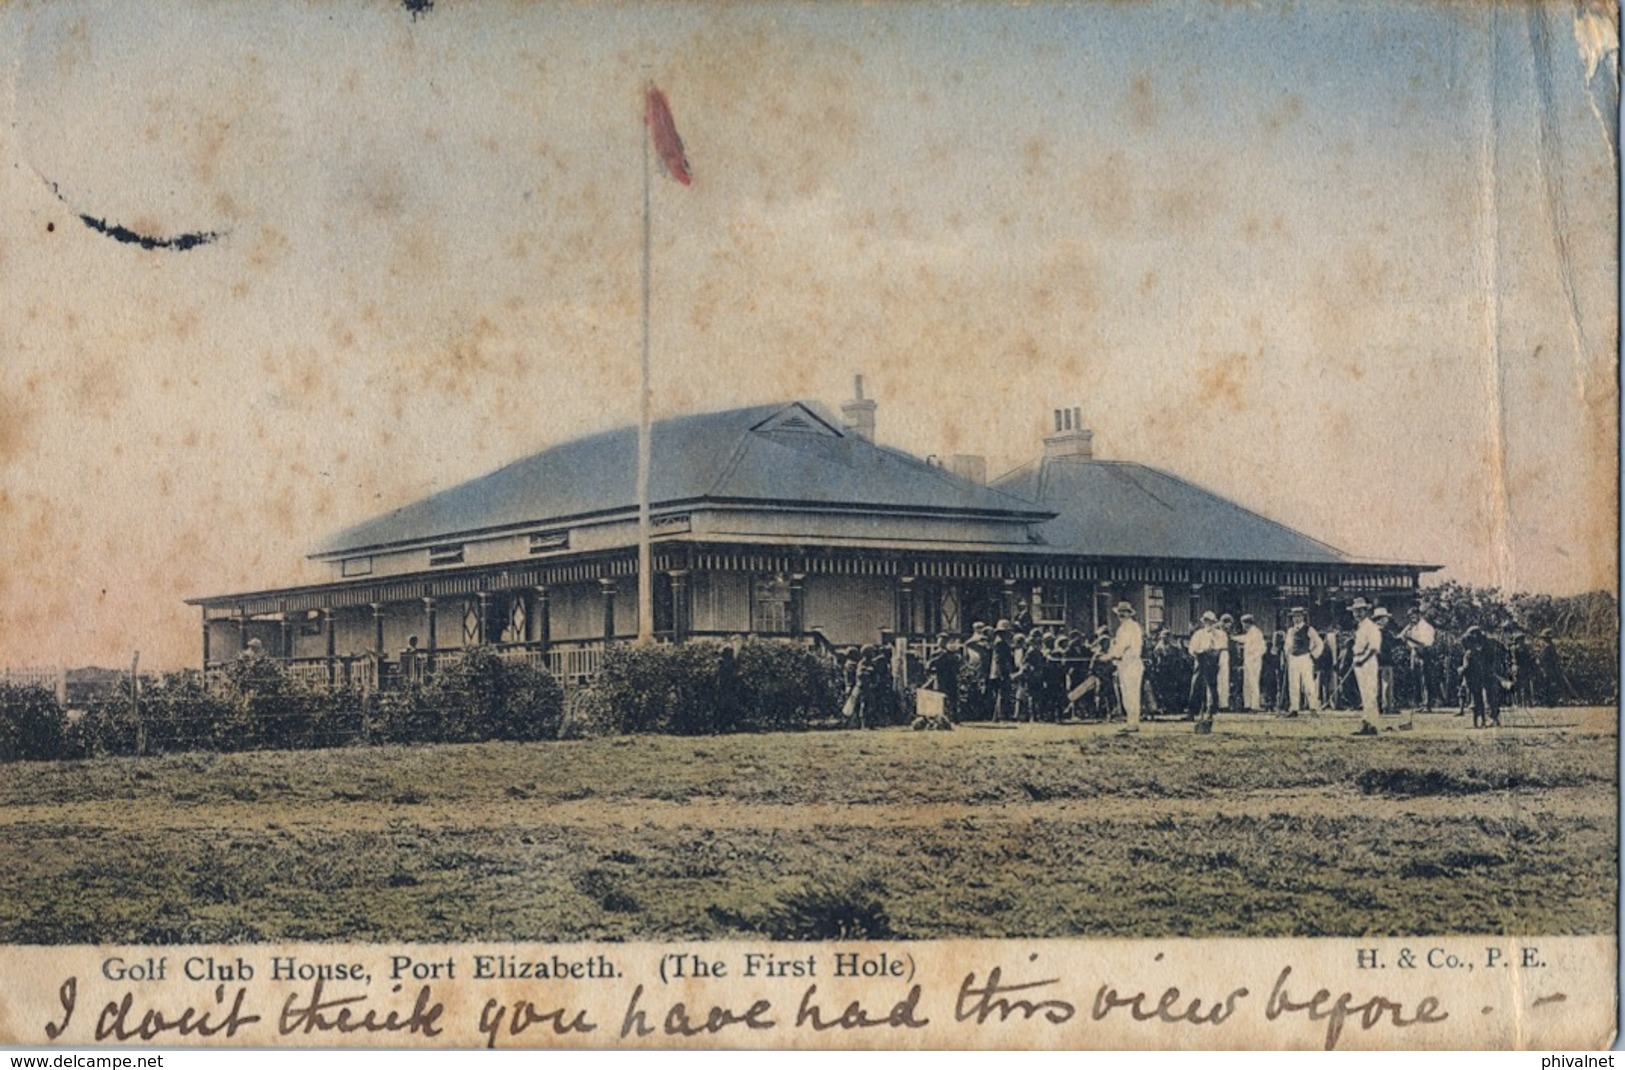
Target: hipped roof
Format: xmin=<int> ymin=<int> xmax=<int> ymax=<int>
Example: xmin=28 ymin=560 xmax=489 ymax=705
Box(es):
xmin=315 ymin=402 xmax=1051 ymax=557
xmin=992 ymin=456 xmax=1352 ymax=565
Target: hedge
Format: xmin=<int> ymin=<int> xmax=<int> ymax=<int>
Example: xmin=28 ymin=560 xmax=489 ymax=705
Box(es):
xmin=4 ymin=647 xmax=564 ymax=762
xmin=0 ymin=684 xmax=67 ymax=762
xmin=579 ymin=640 xmax=843 ymax=736
xmin=2 ymin=635 xmax=1613 ymax=763
xmin=373 ymin=646 xmax=564 ymax=745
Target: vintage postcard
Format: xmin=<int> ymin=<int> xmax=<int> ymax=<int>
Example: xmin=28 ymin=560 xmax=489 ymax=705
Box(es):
xmin=0 ymin=0 xmax=1617 ymax=1052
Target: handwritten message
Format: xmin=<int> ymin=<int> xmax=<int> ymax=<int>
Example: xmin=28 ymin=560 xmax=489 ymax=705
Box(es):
xmin=11 ymin=937 xmax=1593 ymax=1050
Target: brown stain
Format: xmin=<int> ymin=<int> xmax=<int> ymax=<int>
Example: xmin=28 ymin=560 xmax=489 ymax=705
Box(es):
xmin=1127 ymin=72 xmax=1159 ymax=131
xmin=364 ymin=172 xmax=407 ymax=218
xmin=667 ymin=16 xmax=870 ymax=204
xmin=0 ymin=393 xmax=35 ymax=465
xmin=127 ymin=215 xmax=169 ymax=242
xmin=269 ymin=348 xmax=330 ymax=402
xmin=247 ymin=224 xmax=292 ymax=270
xmin=190 ymin=111 xmax=233 ymax=186
xmin=52 ymin=15 xmax=93 ymax=77
xmin=1022 ymin=135 xmax=1051 ymax=180
xmin=1196 ymin=350 xmax=1253 ymax=412
xmin=168 ymin=307 xmax=200 ymax=342
xmin=72 ymin=357 xmax=125 ymax=421
xmin=265 ymin=483 xmax=300 ymax=539
xmin=1345 ymin=243 xmax=1393 ymax=303
xmin=1077 ymin=151 xmax=1135 ymax=236
xmin=212 ymin=189 xmax=243 ymax=222
xmin=1261 ymin=93 xmax=1304 ymax=136
xmin=1153 ymin=184 xmax=1208 ymax=235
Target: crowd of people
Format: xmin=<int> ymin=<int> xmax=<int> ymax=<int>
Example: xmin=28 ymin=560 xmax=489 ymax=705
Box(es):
xmin=839 ymin=598 xmax=1578 ymax=735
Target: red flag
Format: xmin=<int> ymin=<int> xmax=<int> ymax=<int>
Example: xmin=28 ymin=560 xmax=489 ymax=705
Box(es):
xmin=644 ymin=87 xmax=691 ymax=186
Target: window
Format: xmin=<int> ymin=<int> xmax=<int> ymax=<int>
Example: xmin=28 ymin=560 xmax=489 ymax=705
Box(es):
xmin=937 ymin=585 xmax=961 ymax=634
xmin=429 ymin=544 xmax=464 ymax=567
xmin=1145 ymin=586 xmax=1165 ymax=630
xmin=342 ymin=556 xmax=373 ymax=578
xmin=1031 ymin=585 xmax=1067 ymax=626
xmin=528 ymin=530 xmax=569 ymax=554
xmin=502 ymin=595 xmax=527 ymax=643
xmin=753 ymin=575 xmax=792 ymax=633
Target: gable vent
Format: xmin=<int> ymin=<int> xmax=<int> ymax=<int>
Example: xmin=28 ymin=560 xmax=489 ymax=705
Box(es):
xmin=753 ymin=406 xmax=840 ymax=436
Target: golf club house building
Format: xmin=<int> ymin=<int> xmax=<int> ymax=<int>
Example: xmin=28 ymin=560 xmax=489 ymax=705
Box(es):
xmin=188 ymin=381 xmax=1434 ymax=689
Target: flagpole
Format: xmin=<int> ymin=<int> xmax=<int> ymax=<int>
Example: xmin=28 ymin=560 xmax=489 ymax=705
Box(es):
xmin=637 ymin=90 xmax=655 ymax=646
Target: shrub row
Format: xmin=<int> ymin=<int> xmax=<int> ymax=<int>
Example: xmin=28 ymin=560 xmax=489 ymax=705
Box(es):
xmin=6 ymin=634 xmax=1606 ymax=763
xmin=0 ymin=640 xmax=844 ymax=761
xmin=0 ymin=647 xmax=565 ymax=762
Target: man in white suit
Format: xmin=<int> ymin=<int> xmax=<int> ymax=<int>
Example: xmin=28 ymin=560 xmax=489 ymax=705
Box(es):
xmin=1239 ymin=613 xmax=1267 ymax=711
xmin=1106 ymin=601 xmax=1144 ymax=734
xmin=1351 ymin=598 xmax=1383 ymax=736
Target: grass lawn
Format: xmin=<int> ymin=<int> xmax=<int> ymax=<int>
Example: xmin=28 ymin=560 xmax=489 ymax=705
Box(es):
xmin=0 ymin=707 xmax=1614 ymax=943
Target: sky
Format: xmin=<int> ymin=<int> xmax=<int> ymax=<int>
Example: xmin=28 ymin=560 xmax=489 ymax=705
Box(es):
xmin=0 ymin=0 xmax=1617 ymax=669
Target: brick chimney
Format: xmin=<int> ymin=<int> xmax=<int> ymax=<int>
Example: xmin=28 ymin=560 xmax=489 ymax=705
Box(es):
xmin=1044 ymin=405 xmax=1094 ymax=461
xmin=841 ymin=374 xmax=877 ymax=441
xmin=945 ymin=454 xmax=987 ymax=485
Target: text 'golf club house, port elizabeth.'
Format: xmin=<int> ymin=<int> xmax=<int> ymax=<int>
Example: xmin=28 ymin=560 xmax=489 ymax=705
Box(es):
xmin=189 ymin=379 xmax=1435 ymax=689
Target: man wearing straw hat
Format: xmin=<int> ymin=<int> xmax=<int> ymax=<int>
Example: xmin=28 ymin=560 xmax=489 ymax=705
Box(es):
xmin=1372 ymin=606 xmax=1411 ymax=729
xmin=1283 ymin=606 xmax=1322 ymax=715
xmin=1239 ymin=613 xmax=1267 ymax=711
xmin=1105 ymin=601 xmax=1144 ymax=734
xmin=1187 ymin=610 xmax=1225 ymax=733
xmin=1350 ymin=598 xmax=1382 ymax=736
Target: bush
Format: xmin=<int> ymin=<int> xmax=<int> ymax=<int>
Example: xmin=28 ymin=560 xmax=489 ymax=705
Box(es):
xmin=1423 ymin=634 xmax=1614 ymax=707
xmin=735 ymin=641 xmax=843 ymax=731
xmin=145 ymin=670 xmax=244 ymax=753
xmin=762 ymin=877 xmax=894 ymax=940
xmin=0 ymin=684 xmax=67 ymax=761
xmin=588 ymin=640 xmax=841 ymax=735
xmin=368 ymin=686 xmax=438 ymax=746
xmin=1549 ymin=637 xmax=1617 ymax=705
xmin=220 ymin=655 xmax=358 ymax=751
xmin=66 ymin=696 xmax=142 ymax=759
xmin=558 ymin=688 xmax=617 ymax=740
xmin=588 ymin=643 xmax=720 ymax=735
xmin=417 ymin=647 xmax=565 ymax=743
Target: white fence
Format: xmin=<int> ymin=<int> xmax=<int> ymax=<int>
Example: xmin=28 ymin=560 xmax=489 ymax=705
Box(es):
xmin=1 ymin=667 xmax=67 ymax=704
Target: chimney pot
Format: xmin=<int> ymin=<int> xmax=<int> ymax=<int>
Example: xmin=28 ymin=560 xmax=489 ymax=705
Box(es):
xmin=1043 ymin=404 xmax=1094 ymax=461
xmin=841 ymin=374 xmax=878 ymax=441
